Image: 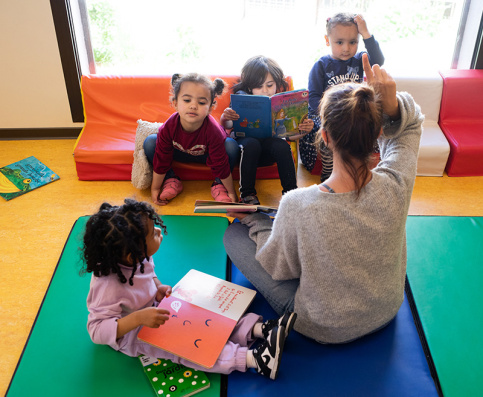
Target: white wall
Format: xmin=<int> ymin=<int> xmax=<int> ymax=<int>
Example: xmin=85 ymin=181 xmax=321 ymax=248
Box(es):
xmin=0 ymin=0 xmax=83 ymax=130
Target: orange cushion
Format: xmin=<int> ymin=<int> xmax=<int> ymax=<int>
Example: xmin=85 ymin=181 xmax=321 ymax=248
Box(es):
xmin=74 ymin=75 xmax=295 ymax=181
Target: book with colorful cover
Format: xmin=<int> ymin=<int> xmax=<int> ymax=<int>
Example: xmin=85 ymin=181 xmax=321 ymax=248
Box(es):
xmin=193 ymin=200 xmax=277 ymax=216
xmin=0 ymin=156 xmax=59 ymax=201
xmin=139 ymin=355 xmax=210 ymax=397
xmin=231 ymin=89 xmax=309 ymax=139
xmin=137 ymin=269 xmax=256 ymax=368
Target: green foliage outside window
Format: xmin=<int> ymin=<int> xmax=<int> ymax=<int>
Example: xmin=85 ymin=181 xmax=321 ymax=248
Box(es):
xmin=87 ymin=0 xmax=114 ymax=65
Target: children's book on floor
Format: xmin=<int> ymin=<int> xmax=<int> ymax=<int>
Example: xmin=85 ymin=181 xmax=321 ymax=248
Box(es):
xmin=193 ymin=200 xmax=277 ymax=216
xmin=0 ymin=156 xmax=60 ymax=201
xmin=138 ymin=269 xmax=256 ymax=368
xmin=139 ymin=355 xmax=210 ymax=397
xmin=231 ymin=89 xmax=309 ymax=139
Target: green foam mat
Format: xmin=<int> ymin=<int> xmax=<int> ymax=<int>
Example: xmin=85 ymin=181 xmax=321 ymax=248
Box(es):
xmin=406 ymin=216 xmax=483 ymax=397
xmin=7 ymin=215 xmax=229 ymax=397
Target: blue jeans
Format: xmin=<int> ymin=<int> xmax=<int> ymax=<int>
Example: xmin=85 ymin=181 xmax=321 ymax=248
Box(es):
xmin=143 ymin=134 xmax=240 ymax=179
xmin=223 ymin=221 xmax=297 ymax=316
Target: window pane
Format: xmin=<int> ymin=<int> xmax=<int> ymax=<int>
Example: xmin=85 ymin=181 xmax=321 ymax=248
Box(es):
xmin=85 ymin=0 xmax=466 ymax=87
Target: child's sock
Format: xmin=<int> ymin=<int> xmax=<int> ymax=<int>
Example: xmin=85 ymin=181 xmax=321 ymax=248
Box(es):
xmin=252 ymin=322 xmax=264 ymax=339
xmin=246 ymin=349 xmax=257 ymax=369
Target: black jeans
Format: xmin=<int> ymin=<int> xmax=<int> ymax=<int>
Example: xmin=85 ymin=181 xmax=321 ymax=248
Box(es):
xmin=237 ymin=136 xmax=297 ymax=197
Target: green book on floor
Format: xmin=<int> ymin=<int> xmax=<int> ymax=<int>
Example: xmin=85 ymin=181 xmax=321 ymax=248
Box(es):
xmin=0 ymin=156 xmax=59 ymax=201
xmin=139 ymin=355 xmax=210 ymax=397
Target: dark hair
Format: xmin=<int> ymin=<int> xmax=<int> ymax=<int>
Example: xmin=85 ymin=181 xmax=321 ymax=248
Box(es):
xmin=326 ymin=12 xmax=356 ymax=35
xmin=170 ymin=73 xmax=226 ymax=107
xmin=232 ymin=55 xmax=289 ymax=94
xmin=80 ymin=198 xmax=167 ymax=286
xmin=316 ymin=83 xmax=383 ymax=196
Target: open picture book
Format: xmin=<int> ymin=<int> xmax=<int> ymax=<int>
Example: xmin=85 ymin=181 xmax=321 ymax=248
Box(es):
xmin=231 ymin=89 xmax=309 ymax=139
xmin=137 ymin=269 xmax=256 ymax=369
xmin=193 ymin=200 xmax=277 ymax=216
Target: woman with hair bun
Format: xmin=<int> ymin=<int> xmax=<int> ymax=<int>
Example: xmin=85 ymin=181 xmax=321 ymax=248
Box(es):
xmin=223 ymin=54 xmax=424 ymax=344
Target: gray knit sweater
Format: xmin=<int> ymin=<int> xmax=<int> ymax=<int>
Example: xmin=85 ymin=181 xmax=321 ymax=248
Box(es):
xmin=241 ymin=92 xmax=424 ymax=343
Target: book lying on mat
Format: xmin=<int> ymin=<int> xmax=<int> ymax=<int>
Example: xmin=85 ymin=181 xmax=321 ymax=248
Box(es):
xmin=0 ymin=156 xmax=60 ymax=201
xmin=138 ymin=269 xmax=256 ymax=369
xmin=194 ymin=200 xmax=277 ymax=216
xmin=139 ymin=355 xmax=210 ymax=397
xmin=231 ymin=89 xmax=309 ymax=139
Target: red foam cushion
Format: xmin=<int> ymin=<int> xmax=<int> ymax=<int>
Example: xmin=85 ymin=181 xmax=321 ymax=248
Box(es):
xmin=438 ymin=70 xmax=483 ymax=176
xmin=439 ymin=122 xmax=483 ymax=176
xmin=439 ymin=70 xmax=483 ymax=123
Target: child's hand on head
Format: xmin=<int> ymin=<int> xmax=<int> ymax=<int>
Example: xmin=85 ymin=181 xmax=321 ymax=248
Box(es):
xmin=354 ymin=14 xmax=371 ymax=39
xmin=137 ymin=306 xmax=170 ymax=328
xmin=156 ymin=284 xmax=172 ymax=302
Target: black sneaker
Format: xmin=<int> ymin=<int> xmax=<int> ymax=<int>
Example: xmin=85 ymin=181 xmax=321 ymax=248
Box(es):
xmin=240 ymin=195 xmax=260 ymax=205
xmin=261 ymin=311 xmax=297 ymax=340
xmin=252 ymin=324 xmax=286 ymax=380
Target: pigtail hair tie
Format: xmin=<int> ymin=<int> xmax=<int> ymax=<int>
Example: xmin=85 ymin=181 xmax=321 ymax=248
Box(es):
xmin=171 ymin=73 xmax=181 ymax=87
xmin=213 ymin=78 xmax=226 ymax=97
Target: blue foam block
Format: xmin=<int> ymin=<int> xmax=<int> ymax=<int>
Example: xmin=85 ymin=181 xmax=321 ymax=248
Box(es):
xmin=227 ymin=262 xmax=438 ymax=396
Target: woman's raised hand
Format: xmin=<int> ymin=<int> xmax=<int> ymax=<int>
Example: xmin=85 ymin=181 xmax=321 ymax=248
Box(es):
xmin=362 ymin=53 xmax=399 ymax=119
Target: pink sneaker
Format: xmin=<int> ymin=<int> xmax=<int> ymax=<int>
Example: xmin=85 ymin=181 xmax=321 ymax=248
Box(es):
xmin=211 ymin=183 xmax=231 ymax=202
xmin=159 ymin=178 xmax=183 ymax=201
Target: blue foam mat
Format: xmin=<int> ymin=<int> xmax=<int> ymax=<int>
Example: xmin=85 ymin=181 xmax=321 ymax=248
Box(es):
xmin=227 ymin=262 xmax=438 ymax=397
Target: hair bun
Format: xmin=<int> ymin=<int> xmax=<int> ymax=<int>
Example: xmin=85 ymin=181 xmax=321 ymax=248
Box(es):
xmin=213 ymin=78 xmax=226 ymax=97
xmin=171 ymin=73 xmax=181 ymax=86
xmin=354 ymin=86 xmax=374 ymax=102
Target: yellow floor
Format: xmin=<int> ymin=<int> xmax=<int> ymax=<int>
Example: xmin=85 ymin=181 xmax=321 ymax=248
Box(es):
xmin=1 ymin=139 xmax=483 ymax=394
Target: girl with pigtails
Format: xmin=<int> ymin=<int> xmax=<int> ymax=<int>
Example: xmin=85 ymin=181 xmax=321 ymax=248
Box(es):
xmin=143 ymin=73 xmax=240 ymax=205
xmin=82 ymin=198 xmax=297 ymax=380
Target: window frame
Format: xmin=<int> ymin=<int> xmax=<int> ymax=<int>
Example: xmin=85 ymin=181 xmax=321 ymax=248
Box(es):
xmin=50 ymin=0 xmax=93 ymax=122
xmin=472 ymin=13 xmax=483 ymax=68
xmin=51 ymin=0 xmax=483 ymax=124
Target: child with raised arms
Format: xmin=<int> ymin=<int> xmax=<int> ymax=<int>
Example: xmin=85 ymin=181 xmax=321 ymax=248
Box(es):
xmin=81 ymin=198 xmax=297 ymax=380
xmin=143 ymin=73 xmax=239 ymax=205
xmin=220 ymin=56 xmax=314 ymax=205
xmin=300 ymin=13 xmax=384 ymax=182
